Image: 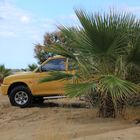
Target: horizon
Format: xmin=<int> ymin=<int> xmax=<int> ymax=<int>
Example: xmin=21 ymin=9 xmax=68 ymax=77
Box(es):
xmin=0 ymin=0 xmax=140 ymax=69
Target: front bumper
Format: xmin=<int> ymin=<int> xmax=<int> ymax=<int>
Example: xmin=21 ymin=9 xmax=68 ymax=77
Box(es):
xmin=0 ymin=84 xmax=9 ymax=95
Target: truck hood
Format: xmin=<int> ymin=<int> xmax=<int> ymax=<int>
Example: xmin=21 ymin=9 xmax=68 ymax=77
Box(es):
xmin=10 ymin=71 xmax=34 ymax=77
xmin=3 ymin=72 xmax=35 ymax=85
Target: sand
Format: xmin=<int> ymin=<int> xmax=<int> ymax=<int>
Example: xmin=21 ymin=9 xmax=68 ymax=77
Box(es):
xmin=0 ymin=94 xmax=139 ymax=140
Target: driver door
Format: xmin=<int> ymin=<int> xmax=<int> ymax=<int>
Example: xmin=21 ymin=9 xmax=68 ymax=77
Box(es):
xmin=32 ymin=58 xmax=67 ymax=95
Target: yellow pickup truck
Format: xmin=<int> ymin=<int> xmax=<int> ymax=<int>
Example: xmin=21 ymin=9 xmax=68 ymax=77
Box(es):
xmin=1 ymin=56 xmax=73 ymax=107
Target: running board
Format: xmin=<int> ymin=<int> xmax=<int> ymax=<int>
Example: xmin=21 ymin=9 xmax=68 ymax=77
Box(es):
xmin=44 ymin=96 xmax=66 ymax=100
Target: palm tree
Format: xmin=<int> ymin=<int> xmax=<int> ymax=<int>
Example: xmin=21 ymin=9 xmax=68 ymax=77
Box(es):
xmin=28 ymin=64 xmax=38 ymax=71
xmin=41 ymin=10 xmax=140 ymax=117
xmin=0 ymin=65 xmax=11 ymax=84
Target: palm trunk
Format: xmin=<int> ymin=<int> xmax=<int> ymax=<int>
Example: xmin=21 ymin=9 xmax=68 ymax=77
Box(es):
xmin=98 ymin=94 xmax=127 ymax=118
xmin=98 ymin=94 xmax=116 ymax=118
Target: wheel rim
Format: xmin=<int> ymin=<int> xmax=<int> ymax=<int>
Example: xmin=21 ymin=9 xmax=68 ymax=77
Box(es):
xmin=14 ymin=91 xmax=29 ymax=105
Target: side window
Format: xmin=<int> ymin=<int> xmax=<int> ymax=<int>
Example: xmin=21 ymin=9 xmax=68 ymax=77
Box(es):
xmin=41 ymin=58 xmax=66 ymax=72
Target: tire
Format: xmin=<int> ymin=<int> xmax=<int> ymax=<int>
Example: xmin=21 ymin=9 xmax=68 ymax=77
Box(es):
xmin=9 ymin=86 xmax=33 ymax=108
xmin=33 ymin=97 xmax=44 ymax=104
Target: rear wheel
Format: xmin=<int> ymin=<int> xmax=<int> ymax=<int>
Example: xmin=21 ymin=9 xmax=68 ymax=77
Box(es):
xmin=9 ymin=86 xmax=33 ymax=108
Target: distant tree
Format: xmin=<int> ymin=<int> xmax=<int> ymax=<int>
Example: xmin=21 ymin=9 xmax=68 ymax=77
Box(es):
xmin=28 ymin=64 xmax=38 ymax=71
xmin=34 ymin=30 xmax=72 ymax=64
xmin=0 ymin=65 xmax=11 ymax=83
xmin=34 ymin=44 xmax=48 ymax=64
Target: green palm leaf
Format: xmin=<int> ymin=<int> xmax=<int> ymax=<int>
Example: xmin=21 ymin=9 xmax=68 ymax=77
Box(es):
xmin=39 ymin=71 xmax=76 ymax=83
xmin=45 ymin=44 xmax=76 ymax=60
xmin=98 ymin=75 xmax=139 ymax=102
xmin=65 ymin=82 xmax=96 ymax=97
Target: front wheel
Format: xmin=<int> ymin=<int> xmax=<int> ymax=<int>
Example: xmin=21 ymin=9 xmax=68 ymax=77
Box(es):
xmin=9 ymin=86 xmax=33 ymax=108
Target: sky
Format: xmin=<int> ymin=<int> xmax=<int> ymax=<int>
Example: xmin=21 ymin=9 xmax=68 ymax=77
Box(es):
xmin=0 ymin=0 xmax=140 ymax=69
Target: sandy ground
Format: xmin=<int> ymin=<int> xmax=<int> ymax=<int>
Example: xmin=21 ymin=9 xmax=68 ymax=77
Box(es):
xmin=0 ymin=94 xmax=139 ymax=140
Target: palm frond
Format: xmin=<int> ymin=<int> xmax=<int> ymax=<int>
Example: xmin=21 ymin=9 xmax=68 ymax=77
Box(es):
xmin=65 ymin=82 xmax=96 ymax=97
xmin=98 ymin=75 xmax=140 ymax=103
xmin=44 ymin=44 xmax=76 ymax=60
xmin=39 ymin=71 xmax=76 ymax=83
xmin=74 ymin=10 xmax=131 ymax=56
xmin=127 ymin=39 xmax=140 ymax=66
